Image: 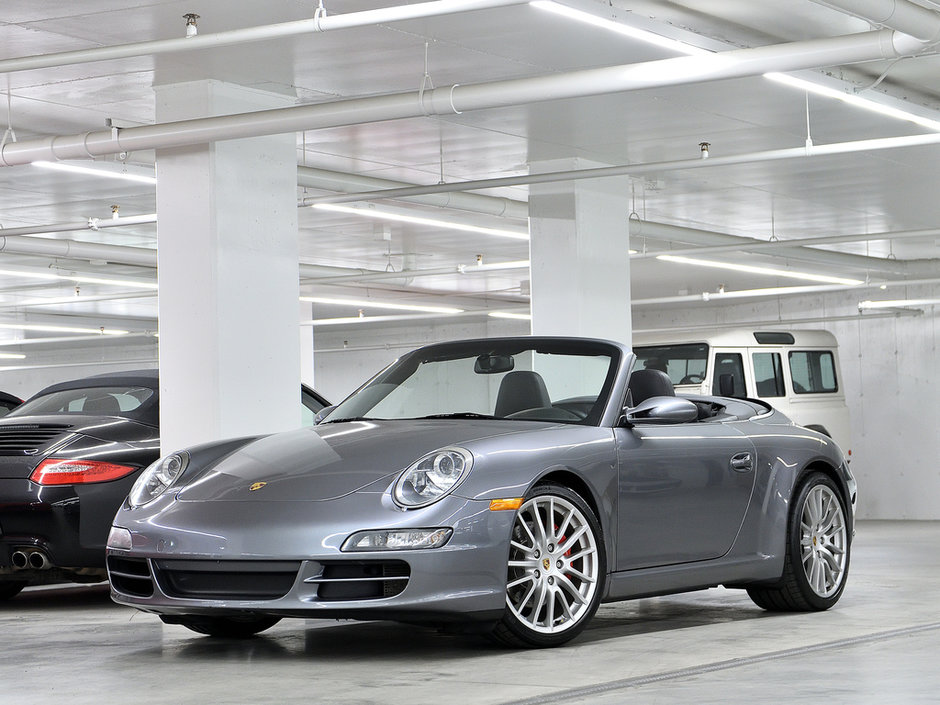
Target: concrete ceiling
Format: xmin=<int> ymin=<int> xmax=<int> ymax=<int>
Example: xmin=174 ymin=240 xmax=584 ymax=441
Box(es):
xmin=1 ymin=0 xmax=939 ymax=357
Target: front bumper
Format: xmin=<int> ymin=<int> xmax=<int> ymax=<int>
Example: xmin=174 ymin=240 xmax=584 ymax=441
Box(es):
xmin=108 ymin=493 xmax=514 ymax=623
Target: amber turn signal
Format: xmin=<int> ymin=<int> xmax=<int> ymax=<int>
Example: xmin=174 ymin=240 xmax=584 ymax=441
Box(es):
xmin=489 ymin=497 xmax=524 ymax=511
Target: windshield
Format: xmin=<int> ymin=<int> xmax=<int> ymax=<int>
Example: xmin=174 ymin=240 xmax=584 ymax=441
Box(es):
xmin=9 ymin=386 xmax=155 ymax=418
xmin=633 ymin=343 xmax=708 ymax=386
xmin=326 ymin=340 xmax=619 ymax=425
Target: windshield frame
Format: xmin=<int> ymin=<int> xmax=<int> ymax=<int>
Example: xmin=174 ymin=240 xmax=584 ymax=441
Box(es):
xmin=324 ymin=337 xmax=626 ymax=427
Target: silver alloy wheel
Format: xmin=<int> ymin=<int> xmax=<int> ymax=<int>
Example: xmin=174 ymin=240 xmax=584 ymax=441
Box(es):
xmin=505 ymin=494 xmax=600 ymax=635
xmin=800 ymin=484 xmax=848 ymax=598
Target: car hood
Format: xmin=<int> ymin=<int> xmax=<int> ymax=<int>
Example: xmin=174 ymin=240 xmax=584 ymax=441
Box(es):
xmin=175 ymin=419 xmax=554 ymax=502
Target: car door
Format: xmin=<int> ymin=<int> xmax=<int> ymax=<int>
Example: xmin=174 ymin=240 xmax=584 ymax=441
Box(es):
xmin=614 ymin=420 xmax=756 ymax=570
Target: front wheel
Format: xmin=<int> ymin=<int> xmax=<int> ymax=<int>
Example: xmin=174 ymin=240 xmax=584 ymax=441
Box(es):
xmin=491 ymin=483 xmax=606 ymax=648
xmin=162 ymin=614 xmax=281 ymax=638
xmin=748 ymin=472 xmax=850 ymax=611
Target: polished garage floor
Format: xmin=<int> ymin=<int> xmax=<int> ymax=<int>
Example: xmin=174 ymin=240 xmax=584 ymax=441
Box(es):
xmin=2 ymin=521 xmax=937 ymax=705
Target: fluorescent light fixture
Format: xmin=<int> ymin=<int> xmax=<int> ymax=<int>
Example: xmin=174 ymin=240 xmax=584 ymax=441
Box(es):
xmin=473 ymin=259 xmax=531 ymax=272
xmin=488 ymin=311 xmax=532 ymax=320
xmin=312 ymin=203 xmax=530 ymax=240
xmin=0 ymin=352 xmax=26 ymax=360
xmin=300 ymin=296 xmax=463 ymax=314
xmin=31 ymin=160 xmax=157 ymax=185
xmin=656 ymin=254 xmax=864 ymax=286
xmin=764 ymin=73 xmax=940 ymax=132
xmin=859 ymin=298 xmax=940 ymax=309
xmin=530 ymin=1 xmax=708 ymax=56
xmin=0 ymin=268 xmax=157 ymax=290
xmin=0 ymin=322 xmax=129 ymax=335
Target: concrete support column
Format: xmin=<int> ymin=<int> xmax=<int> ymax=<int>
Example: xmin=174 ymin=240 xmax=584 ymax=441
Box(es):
xmin=155 ymin=80 xmax=300 ymax=453
xmin=299 ymin=301 xmax=315 ymax=388
xmin=528 ymin=159 xmax=633 ymax=346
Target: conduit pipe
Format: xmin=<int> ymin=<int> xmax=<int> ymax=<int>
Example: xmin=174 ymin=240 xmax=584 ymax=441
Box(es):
xmin=0 ymin=30 xmax=931 ymax=167
xmin=297 ymin=166 xmax=527 ymax=219
xmin=0 ymin=0 xmax=530 ymax=75
xmin=630 ymin=226 xmax=940 ymax=259
xmin=629 ymin=220 xmax=939 ymax=277
xmin=812 ymin=0 xmax=940 ymax=43
xmin=0 ymin=231 xmax=158 ymax=266
xmin=307 ymin=131 xmax=940 ymax=206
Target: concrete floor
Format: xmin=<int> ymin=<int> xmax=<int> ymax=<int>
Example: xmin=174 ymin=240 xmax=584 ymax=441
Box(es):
xmin=1 ymin=520 xmax=937 ymax=705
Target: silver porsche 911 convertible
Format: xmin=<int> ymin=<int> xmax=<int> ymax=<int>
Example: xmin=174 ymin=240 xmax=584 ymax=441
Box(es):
xmin=107 ymin=336 xmax=855 ymax=647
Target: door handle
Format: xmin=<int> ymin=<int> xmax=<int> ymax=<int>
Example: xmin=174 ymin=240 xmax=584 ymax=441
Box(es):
xmin=730 ymin=452 xmax=753 ymax=472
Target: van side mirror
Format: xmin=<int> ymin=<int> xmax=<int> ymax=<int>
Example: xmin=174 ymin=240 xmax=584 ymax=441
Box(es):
xmin=622 ymin=396 xmax=698 ymax=425
xmin=718 ymin=374 xmax=735 ymax=397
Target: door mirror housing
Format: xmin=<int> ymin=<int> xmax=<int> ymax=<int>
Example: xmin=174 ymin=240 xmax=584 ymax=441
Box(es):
xmin=313 ymin=405 xmax=337 ymax=425
xmin=622 ymin=396 xmax=698 ymax=426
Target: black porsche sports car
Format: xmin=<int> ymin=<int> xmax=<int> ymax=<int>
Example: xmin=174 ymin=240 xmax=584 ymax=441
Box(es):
xmin=0 ymin=369 xmax=328 ymax=600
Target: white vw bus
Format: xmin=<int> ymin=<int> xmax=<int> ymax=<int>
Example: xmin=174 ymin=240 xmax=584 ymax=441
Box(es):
xmin=632 ymin=329 xmax=852 ymax=458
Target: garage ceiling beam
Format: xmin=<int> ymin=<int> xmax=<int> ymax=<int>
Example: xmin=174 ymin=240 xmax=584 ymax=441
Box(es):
xmin=1 ymin=29 xmax=933 ymax=167
xmin=812 ymin=0 xmax=940 ymax=43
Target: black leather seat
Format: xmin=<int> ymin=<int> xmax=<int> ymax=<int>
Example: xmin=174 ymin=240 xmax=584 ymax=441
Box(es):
xmin=495 ymin=371 xmax=551 ymax=417
xmin=627 ymin=368 xmax=675 ymax=406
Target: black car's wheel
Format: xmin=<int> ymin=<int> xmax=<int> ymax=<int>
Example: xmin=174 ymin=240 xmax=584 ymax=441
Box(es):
xmin=0 ymin=581 xmax=26 ymax=601
xmin=162 ymin=614 xmax=282 ymax=638
xmin=491 ymin=482 xmax=605 ymax=648
xmin=748 ymin=472 xmax=850 ymax=611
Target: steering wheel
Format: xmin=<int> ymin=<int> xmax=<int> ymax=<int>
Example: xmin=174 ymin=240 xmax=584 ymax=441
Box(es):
xmin=679 ymin=374 xmax=704 ymax=384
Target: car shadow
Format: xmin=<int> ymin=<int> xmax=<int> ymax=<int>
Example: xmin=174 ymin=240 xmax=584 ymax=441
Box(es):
xmin=0 ymin=582 xmax=112 ymax=612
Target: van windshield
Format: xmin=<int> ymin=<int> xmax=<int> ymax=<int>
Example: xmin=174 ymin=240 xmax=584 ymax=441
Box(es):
xmin=632 ymin=344 xmax=708 ymax=386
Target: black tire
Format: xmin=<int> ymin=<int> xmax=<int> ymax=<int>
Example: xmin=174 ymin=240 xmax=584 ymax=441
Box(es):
xmin=490 ymin=482 xmax=606 ymax=648
xmin=162 ymin=614 xmax=282 ymax=638
xmin=747 ymin=472 xmax=850 ymax=612
xmin=0 ymin=581 xmax=26 ymax=601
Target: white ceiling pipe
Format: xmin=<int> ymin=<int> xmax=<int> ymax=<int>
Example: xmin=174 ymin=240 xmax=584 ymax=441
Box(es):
xmin=0 ymin=214 xmax=157 ymax=238
xmin=630 ymin=220 xmax=933 ymax=277
xmin=0 ymin=29 xmax=930 ymax=167
xmin=304 ymin=309 xmax=498 ymax=327
xmin=297 ymin=166 xmax=527 ymax=219
xmin=0 ymin=232 xmax=158 ymax=266
xmin=632 ymin=276 xmax=940 ymax=307
xmin=812 ymin=0 xmax=940 ymax=43
xmin=305 ymin=131 xmax=940 ymax=207
xmin=305 ymin=260 xmax=531 ymax=285
xmin=630 ymin=226 xmax=940 ymax=259
xmin=633 ymin=309 xmax=920 ymax=336
xmin=0 ymin=0 xmax=529 ymax=75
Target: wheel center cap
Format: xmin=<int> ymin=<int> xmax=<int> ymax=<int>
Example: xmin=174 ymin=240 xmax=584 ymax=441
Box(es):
xmin=542 ymin=558 xmax=551 ymax=572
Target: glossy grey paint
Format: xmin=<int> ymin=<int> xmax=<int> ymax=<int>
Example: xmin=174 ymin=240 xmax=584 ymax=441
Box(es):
xmin=108 ymin=336 xmax=855 ymax=626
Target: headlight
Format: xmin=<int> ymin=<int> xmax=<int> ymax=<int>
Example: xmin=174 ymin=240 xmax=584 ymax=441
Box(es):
xmin=126 ymin=452 xmax=189 ymax=508
xmin=342 ymin=528 xmax=453 ymax=552
xmin=392 ymin=447 xmax=473 ymax=508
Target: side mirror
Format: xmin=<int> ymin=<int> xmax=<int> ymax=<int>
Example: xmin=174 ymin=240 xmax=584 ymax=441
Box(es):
xmin=718 ymin=373 xmax=736 ymax=397
xmin=313 ymin=405 xmax=337 ymax=425
xmin=623 ymin=396 xmax=698 ymax=425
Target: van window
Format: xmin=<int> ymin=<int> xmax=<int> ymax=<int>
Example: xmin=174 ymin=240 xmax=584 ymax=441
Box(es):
xmin=712 ymin=353 xmax=746 ymax=398
xmin=753 ymin=352 xmax=785 ymax=397
xmin=789 ymin=351 xmax=838 ymax=394
xmin=632 ymin=344 xmax=708 ymax=385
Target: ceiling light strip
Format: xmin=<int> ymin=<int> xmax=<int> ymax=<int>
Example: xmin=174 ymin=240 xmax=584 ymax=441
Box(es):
xmin=31 ymin=161 xmax=157 ymax=184
xmin=0 ymin=322 xmax=129 ymax=335
xmin=858 ymin=298 xmax=940 ymax=309
xmin=764 ymin=72 xmax=940 ymax=132
xmin=299 ymin=296 xmax=463 ymax=314
xmin=311 ymin=203 xmax=529 ymax=240
xmin=656 ymin=254 xmax=864 ymax=286
xmin=0 ymin=268 xmax=157 ymax=290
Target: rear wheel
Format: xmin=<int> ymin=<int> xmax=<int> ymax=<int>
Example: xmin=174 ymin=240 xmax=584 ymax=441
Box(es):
xmin=491 ymin=483 xmax=605 ymax=648
xmin=162 ymin=614 xmax=281 ymax=638
xmin=748 ymin=472 xmax=850 ymax=611
xmin=0 ymin=581 xmax=26 ymax=601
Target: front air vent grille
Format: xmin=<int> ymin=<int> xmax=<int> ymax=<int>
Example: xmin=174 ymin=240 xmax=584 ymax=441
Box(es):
xmin=308 ymin=560 xmax=410 ymax=601
xmin=153 ymin=560 xmax=302 ymax=600
xmin=107 ymin=556 xmax=154 ymax=598
xmin=0 ymin=425 xmax=73 ymax=455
